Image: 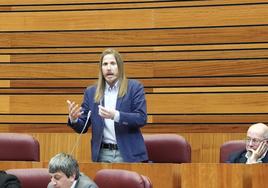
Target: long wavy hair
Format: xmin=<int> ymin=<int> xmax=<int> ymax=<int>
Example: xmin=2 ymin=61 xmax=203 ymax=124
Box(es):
xmin=94 ymin=48 xmax=128 ymax=103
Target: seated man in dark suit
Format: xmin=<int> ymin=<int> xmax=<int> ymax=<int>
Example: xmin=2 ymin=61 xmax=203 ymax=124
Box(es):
xmin=47 ymin=153 xmax=98 ymax=188
xmin=228 ymin=123 xmax=268 ymax=164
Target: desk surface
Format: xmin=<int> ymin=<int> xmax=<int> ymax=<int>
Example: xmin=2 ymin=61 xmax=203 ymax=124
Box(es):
xmin=0 ymin=162 xmax=267 ymax=188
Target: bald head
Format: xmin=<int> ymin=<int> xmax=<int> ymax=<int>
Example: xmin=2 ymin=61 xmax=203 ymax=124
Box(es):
xmin=247 ymin=123 xmax=268 ymax=140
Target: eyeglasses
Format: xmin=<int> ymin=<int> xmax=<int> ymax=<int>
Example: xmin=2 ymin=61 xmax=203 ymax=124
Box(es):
xmin=245 ymin=137 xmax=267 ymax=145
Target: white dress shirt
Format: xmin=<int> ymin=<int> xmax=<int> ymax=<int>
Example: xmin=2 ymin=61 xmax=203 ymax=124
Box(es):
xmin=246 ymin=148 xmax=268 ymax=163
xmin=102 ymin=81 xmax=120 ymax=144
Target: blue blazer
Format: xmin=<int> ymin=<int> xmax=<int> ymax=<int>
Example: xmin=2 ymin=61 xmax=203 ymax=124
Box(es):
xmin=68 ymin=79 xmax=148 ymax=162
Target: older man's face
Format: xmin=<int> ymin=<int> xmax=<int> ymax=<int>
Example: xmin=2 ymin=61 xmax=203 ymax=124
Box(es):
xmin=246 ymin=128 xmax=267 ymax=151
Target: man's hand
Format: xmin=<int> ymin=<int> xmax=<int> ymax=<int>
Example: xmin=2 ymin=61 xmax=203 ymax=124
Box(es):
xmin=247 ymin=141 xmax=268 ymax=164
xmin=67 ymin=100 xmax=83 ymax=122
xmin=98 ymin=105 xmax=115 ymax=119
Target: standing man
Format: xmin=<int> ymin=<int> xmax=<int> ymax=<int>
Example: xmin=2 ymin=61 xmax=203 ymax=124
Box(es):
xmin=48 ymin=153 xmax=98 ymax=188
xmin=67 ymin=48 xmax=148 ymax=162
xmin=228 ymin=123 xmax=268 ymax=164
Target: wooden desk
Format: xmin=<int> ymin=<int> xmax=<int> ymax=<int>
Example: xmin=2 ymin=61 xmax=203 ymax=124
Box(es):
xmin=180 ymin=163 xmax=268 ymax=188
xmin=79 ymin=162 xmax=179 ymax=188
xmin=0 ymin=162 xmax=268 ymax=188
xmin=0 ymin=162 xmax=179 ymax=188
xmin=181 ymin=163 xmax=245 ymax=188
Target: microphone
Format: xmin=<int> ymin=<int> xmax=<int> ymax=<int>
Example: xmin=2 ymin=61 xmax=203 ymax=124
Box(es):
xmin=70 ymin=110 xmax=91 ymax=155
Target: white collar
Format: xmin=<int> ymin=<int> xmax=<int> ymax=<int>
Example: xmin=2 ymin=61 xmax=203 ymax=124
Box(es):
xmin=245 ymin=148 xmax=268 ymax=163
xmin=105 ymin=80 xmax=119 ymax=91
xmin=70 ymin=180 xmax=77 ymax=188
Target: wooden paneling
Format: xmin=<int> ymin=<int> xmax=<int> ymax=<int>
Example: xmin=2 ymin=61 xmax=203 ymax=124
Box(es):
xmin=0 ymin=80 xmax=10 ymax=87
xmin=5 ymin=50 xmax=268 ymax=62
xmin=1 ymin=0 xmax=267 ymax=12
xmin=1 ymin=0 xmax=268 ymax=163
xmin=78 ymin=163 xmax=180 ymax=188
xmin=1 ymin=93 xmax=268 ymax=114
xmin=147 ymin=93 xmax=268 ymax=114
xmin=2 ymin=114 xmax=268 ymax=125
xmin=0 ymin=5 xmax=268 ymax=31
xmin=181 ymin=164 xmax=245 ymax=188
xmin=0 ymin=0 xmax=267 ymax=6
xmin=5 ymin=77 xmax=268 ymax=88
xmin=1 ymin=163 xmax=268 ymax=188
xmin=0 ymin=162 xmax=178 ymax=188
xmin=0 ymin=131 xmax=247 ymax=163
xmin=1 ymin=60 xmax=268 ymax=78
xmin=0 ymin=96 xmax=10 ymax=113
xmin=0 ymin=55 xmax=10 ymax=62
xmin=1 ymin=27 xmax=268 ymax=48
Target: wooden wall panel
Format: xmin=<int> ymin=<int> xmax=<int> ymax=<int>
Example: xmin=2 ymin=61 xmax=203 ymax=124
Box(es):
xmin=147 ymin=93 xmax=268 ymax=114
xmin=1 ymin=162 xmax=268 ymax=188
xmin=31 ymin=133 xmax=92 ymax=162
xmin=0 ymin=55 xmax=10 ymax=62
xmin=1 ymin=26 xmax=268 ymax=48
xmin=0 ymin=5 xmax=268 ymax=31
xmin=0 ymin=0 xmax=268 ymax=163
xmin=16 ymin=132 xmax=245 ymax=163
xmin=1 ymin=60 xmax=268 ymax=79
xmin=0 ymin=10 xmax=153 ymax=31
xmin=0 ymin=80 xmax=10 ymax=87
xmin=2 ymin=114 xmax=268 ymax=124
xmin=8 ymin=95 xmax=81 ymax=114
xmin=1 ymin=93 xmax=268 ymax=114
xmin=0 ymin=0 xmax=267 ymax=6
xmin=5 ymin=77 xmax=268 ymax=88
xmin=0 ymin=96 xmax=10 ymax=113
xmin=5 ymin=50 xmax=268 ymax=62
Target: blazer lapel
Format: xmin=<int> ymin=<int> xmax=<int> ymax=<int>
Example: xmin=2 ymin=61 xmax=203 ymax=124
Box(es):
xmin=95 ymin=101 xmax=105 ymax=127
xmin=116 ymin=96 xmax=123 ymax=110
xmin=261 ymin=152 xmax=268 ymax=163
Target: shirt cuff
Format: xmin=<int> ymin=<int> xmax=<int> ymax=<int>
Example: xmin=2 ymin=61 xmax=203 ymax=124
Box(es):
xmin=69 ymin=116 xmax=78 ymax=124
xmin=114 ymin=110 xmax=120 ymax=123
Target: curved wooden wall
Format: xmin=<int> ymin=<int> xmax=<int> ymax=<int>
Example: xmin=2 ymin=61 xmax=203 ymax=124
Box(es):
xmin=0 ymin=0 xmax=268 ymax=162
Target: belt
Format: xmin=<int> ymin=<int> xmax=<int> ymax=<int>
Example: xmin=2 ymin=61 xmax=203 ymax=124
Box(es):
xmin=101 ymin=143 xmax=118 ymax=150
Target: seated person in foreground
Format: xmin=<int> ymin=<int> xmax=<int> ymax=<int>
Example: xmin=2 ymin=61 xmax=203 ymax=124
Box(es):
xmin=228 ymin=123 xmax=268 ymax=164
xmin=47 ymin=153 xmax=98 ymax=188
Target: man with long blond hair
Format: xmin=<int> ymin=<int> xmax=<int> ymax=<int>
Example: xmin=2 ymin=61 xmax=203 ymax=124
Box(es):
xmin=67 ymin=48 xmax=148 ymax=162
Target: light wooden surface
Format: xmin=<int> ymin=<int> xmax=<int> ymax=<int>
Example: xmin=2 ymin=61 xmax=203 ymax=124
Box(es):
xmin=180 ymin=163 xmax=267 ymax=188
xmin=1 ymin=162 xmax=268 ymax=188
xmin=0 ymin=5 xmax=268 ymax=31
xmin=0 ymin=132 xmax=247 ymax=163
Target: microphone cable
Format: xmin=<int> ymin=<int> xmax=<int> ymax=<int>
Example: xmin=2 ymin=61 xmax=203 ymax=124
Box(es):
xmin=70 ymin=110 xmax=91 ymax=155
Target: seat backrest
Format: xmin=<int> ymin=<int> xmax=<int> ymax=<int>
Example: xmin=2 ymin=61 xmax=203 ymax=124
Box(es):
xmin=94 ymin=169 xmax=152 ymax=188
xmin=143 ymin=134 xmax=191 ymax=163
xmin=6 ymin=168 xmax=50 ymax=188
xmin=141 ymin=175 xmax=153 ymax=188
xmin=0 ymin=133 xmax=40 ymax=161
xmin=220 ymin=140 xmax=246 ymax=163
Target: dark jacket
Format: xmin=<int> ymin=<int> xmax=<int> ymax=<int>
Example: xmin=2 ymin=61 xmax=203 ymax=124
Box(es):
xmin=227 ymin=149 xmax=268 ymax=163
xmin=0 ymin=171 xmax=21 ymax=188
xmin=47 ymin=173 xmax=98 ymax=188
